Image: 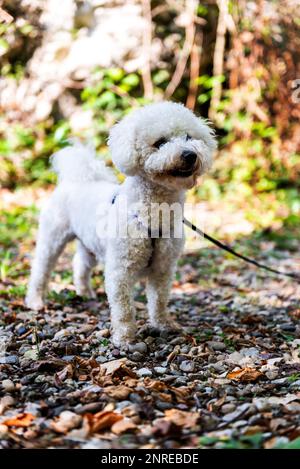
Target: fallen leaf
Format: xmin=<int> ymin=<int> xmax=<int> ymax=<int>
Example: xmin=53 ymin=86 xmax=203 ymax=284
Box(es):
xmin=164 ymin=408 xmax=200 ymax=428
xmin=227 ymin=367 xmax=263 ymax=382
xmin=104 ymin=385 xmax=131 ymax=400
xmin=100 ymin=358 xmax=136 ymax=378
xmin=31 ymin=358 xmax=67 ymax=372
xmin=111 ymin=418 xmax=136 ymax=435
xmin=75 ymin=356 xmax=99 ymax=369
xmin=3 ymin=413 xmax=35 ymax=428
xmin=100 ymin=358 xmax=127 ymax=375
xmin=170 ymin=385 xmax=193 ymax=403
xmin=87 ymin=410 xmax=123 ymax=433
xmin=55 ymin=363 xmax=74 ymax=384
xmin=144 ymin=378 xmax=168 ymax=392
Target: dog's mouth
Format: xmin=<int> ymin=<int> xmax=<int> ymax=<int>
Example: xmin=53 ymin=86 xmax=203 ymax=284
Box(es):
xmin=169 ymin=162 xmax=200 ymax=178
xmin=169 ymin=168 xmax=195 ymax=178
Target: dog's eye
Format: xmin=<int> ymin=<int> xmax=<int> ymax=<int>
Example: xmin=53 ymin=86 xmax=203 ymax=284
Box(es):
xmin=186 ymin=135 xmax=192 ymax=141
xmin=153 ymin=137 xmax=167 ymax=149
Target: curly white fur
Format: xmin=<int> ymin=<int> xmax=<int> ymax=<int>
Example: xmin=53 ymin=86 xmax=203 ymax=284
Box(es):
xmin=26 ymin=102 xmax=216 ymax=348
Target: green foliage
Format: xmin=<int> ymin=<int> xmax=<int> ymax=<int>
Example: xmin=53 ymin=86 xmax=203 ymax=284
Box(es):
xmin=199 ymin=433 xmax=265 ymax=449
xmin=0 ymin=206 xmax=37 ymax=248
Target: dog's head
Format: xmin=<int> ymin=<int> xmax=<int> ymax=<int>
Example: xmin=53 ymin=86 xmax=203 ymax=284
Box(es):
xmin=108 ymin=101 xmax=217 ymax=190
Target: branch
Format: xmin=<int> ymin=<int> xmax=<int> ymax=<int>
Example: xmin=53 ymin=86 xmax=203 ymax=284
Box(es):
xmin=209 ymin=0 xmax=229 ymax=120
xmin=186 ymin=30 xmax=203 ymax=110
xmin=164 ymin=0 xmax=198 ymax=100
xmin=141 ymin=0 xmax=154 ymax=99
xmin=0 ymin=6 xmax=13 ymax=23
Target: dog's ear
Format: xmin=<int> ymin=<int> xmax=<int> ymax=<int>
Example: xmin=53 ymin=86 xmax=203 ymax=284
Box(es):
xmin=197 ymin=118 xmax=217 ymax=154
xmin=108 ymin=118 xmax=138 ymax=176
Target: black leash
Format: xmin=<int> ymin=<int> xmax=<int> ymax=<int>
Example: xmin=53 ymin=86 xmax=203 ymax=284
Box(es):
xmin=183 ymin=218 xmax=299 ymax=280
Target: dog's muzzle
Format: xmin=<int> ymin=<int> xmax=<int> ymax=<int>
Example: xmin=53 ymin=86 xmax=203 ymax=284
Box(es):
xmin=169 ymin=150 xmax=198 ymax=178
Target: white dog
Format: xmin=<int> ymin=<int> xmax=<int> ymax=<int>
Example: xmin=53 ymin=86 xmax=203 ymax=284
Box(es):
xmin=26 ymin=102 xmax=216 ymax=347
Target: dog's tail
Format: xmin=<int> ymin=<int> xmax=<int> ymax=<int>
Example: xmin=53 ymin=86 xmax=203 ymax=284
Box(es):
xmin=51 ymin=139 xmax=117 ymax=184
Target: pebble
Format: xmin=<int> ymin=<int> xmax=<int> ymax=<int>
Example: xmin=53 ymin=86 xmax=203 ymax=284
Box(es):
xmin=128 ymin=342 xmax=147 ymax=354
xmin=181 ymin=345 xmax=190 ymax=353
xmin=280 ymin=323 xmax=296 ymax=332
xmin=1 ymin=379 xmax=15 ymax=392
xmin=231 ymin=420 xmax=248 ymax=428
xmin=115 ymin=401 xmax=133 ymax=411
xmin=174 ymin=377 xmax=188 ymax=386
xmin=129 ymin=393 xmax=143 ymax=403
xmin=0 ymin=355 xmax=19 ymax=365
xmin=52 ymin=411 xmax=82 ymax=433
xmin=130 ymin=352 xmax=144 ymax=362
xmin=266 ymin=370 xmax=278 ymax=380
xmin=0 ymin=424 xmax=8 ymax=436
xmin=54 ymin=330 xmax=71 ymax=340
xmin=144 ymin=336 xmax=155 ymax=345
xmin=15 ymin=325 xmax=27 ymax=336
xmin=179 ymin=360 xmax=195 ymax=373
xmin=111 ymin=349 xmax=120 ymax=357
xmin=75 ymin=402 xmax=103 ymax=414
xmin=207 ymin=341 xmax=226 ymax=351
xmin=170 ymin=337 xmax=186 ymax=345
xmin=136 ymin=367 xmax=152 ymax=377
xmin=221 ymin=403 xmax=236 ymax=414
xmin=156 ymin=400 xmax=173 ymax=410
xmin=222 ymin=403 xmax=250 ymax=422
xmin=96 ymin=356 xmax=107 ymax=363
xmin=154 ymin=366 xmax=167 ymax=375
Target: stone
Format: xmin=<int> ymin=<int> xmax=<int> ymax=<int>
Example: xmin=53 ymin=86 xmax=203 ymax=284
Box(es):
xmin=0 ymin=355 xmax=19 ymax=365
xmin=179 ymin=361 xmax=195 ymax=373
xmin=1 ymin=379 xmax=15 ymax=392
xmin=207 ymin=341 xmax=226 ymax=351
xmin=136 ymin=367 xmax=152 ymax=377
xmin=221 ymin=403 xmax=236 ymax=414
xmin=128 ymin=342 xmax=147 ymax=354
xmin=154 ymin=366 xmax=167 ymax=375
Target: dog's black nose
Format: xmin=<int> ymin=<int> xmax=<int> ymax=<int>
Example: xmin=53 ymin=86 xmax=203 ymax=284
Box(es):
xmin=181 ymin=150 xmax=197 ymax=167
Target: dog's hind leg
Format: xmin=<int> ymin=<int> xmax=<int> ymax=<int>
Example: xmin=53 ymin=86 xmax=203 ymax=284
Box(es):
xmin=26 ymin=203 xmax=73 ymax=310
xmin=73 ymin=241 xmax=97 ymax=298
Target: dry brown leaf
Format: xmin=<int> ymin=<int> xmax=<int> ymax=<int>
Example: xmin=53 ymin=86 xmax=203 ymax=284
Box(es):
xmin=87 ymin=410 xmax=123 ymax=433
xmin=75 ymin=356 xmax=99 ymax=369
xmin=227 ymin=367 xmax=263 ymax=382
xmin=99 ymin=358 xmax=136 ymax=379
xmin=123 ymin=378 xmax=138 ymax=388
xmin=143 ymin=378 xmax=168 ymax=392
xmin=104 ymin=385 xmax=131 ymax=400
xmin=164 ymin=408 xmax=200 ymax=428
xmin=170 ymin=385 xmax=193 ymax=403
xmin=55 ymin=363 xmax=74 ymax=383
xmin=154 ymin=392 xmax=172 ymax=403
xmin=100 ymin=358 xmax=127 ymax=375
xmin=111 ymin=418 xmax=136 ymax=435
xmin=3 ymin=413 xmax=35 ymax=428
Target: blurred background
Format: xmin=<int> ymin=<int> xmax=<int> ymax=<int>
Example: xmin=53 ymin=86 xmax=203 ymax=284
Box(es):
xmin=0 ymin=0 xmax=299 ymax=286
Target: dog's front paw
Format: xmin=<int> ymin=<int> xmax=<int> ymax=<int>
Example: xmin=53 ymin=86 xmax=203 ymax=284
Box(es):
xmin=25 ymin=295 xmax=44 ymax=311
xmin=111 ymin=325 xmax=137 ymax=349
xmin=151 ymin=318 xmax=181 ymax=333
